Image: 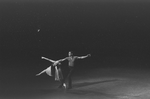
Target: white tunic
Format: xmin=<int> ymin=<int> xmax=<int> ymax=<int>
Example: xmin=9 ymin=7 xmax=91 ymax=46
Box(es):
xmin=36 ymin=66 xmax=62 ymax=81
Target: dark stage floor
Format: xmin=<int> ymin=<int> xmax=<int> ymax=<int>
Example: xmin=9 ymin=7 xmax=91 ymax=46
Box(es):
xmin=1 ymin=65 xmax=150 ymax=99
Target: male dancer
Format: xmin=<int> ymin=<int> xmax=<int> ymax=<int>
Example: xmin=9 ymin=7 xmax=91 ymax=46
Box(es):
xmin=59 ymin=51 xmax=91 ymax=89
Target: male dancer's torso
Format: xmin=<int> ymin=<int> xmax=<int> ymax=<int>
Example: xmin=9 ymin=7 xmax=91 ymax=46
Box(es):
xmin=67 ymin=56 xmax=77 ymax=67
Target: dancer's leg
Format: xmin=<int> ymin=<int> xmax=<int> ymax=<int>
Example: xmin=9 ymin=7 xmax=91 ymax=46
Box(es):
xmin=58 ymin=66 xmax=66 ymax=88
xmin=68 ymin=67 xmax=74 ymax=89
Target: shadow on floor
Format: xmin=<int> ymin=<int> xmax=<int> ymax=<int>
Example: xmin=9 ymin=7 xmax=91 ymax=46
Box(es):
xmin=66 ymin=79 xmax=120 ymax=98
xmin=73 ymin=79 xmax=119 ymax=88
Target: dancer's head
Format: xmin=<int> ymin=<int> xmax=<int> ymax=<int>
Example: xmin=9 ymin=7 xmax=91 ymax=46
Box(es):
xmin=68 ymin=51 xmax=73 ymax=57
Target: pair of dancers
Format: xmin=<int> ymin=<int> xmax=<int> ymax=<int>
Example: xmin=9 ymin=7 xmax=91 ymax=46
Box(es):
xmin=36 ymin=51 xmax=91 ymax=89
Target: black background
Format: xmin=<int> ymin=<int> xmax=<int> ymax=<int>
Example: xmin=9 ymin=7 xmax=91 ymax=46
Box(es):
xmin=0 ymin=0 xmax=150 ymax=88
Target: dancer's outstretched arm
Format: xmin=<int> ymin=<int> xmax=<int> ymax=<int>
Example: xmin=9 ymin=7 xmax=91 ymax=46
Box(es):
xmin=59 ymin=57 xmax=68 ymax=62
xmin=50 ymin=58 xmax=65 ymax=66
xmin=77 ymin=54 xmax=91 ymax=59
xmin=41 ymin=56 xmax=55 ymax=63
xmin=51 ymin=58 xmax=67 ymax=66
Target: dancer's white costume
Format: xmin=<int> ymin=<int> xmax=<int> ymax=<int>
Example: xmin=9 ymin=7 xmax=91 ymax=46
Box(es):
xmin=36 ymin=66 xmax=52 ymax=76
xmin=36 ymin=57 xmax=63 ymax=81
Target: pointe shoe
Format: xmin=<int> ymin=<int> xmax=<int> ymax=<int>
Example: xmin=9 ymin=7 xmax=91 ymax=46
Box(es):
xmin=63 ymin=83 xmax=66 ymax=89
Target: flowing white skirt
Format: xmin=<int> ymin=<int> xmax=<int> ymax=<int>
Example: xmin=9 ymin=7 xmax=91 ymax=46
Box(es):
xmin=36 ymin=66 xmax=63 ymax=81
